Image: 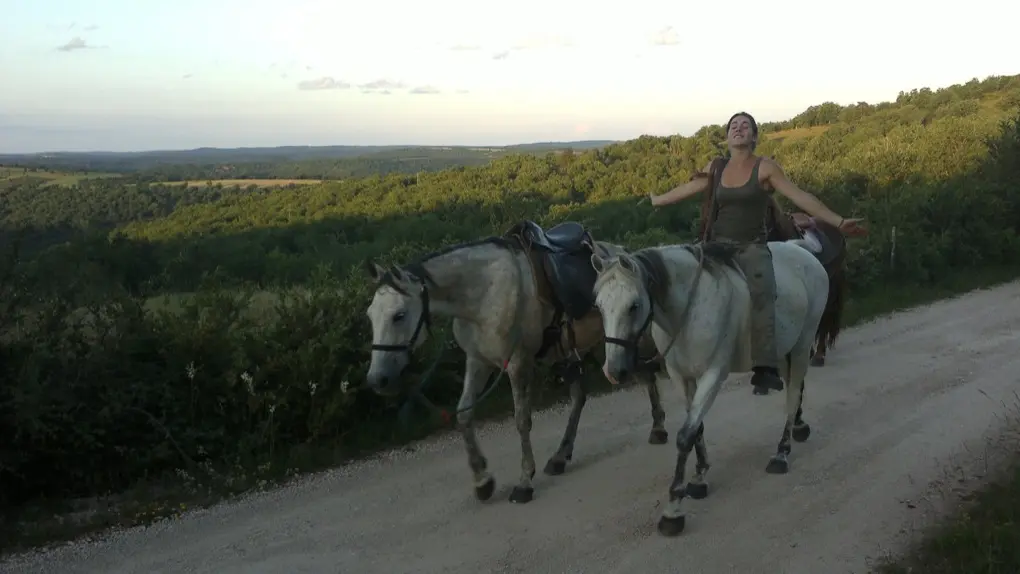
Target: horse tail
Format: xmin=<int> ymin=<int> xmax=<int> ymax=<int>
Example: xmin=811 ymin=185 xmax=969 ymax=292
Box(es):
xmin=817 ymin=252 xmax=846 ymax=350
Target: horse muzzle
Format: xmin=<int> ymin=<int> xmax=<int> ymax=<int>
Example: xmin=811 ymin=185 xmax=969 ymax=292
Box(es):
xmin=365 ymin=368 xmax=404 ymax=397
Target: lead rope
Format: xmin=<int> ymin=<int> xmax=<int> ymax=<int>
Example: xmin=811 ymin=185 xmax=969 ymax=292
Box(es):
xmin=396 ymin=246 xmax=527 ymax=428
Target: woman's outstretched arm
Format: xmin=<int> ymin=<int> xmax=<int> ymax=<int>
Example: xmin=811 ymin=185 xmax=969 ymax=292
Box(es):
xmin=649 ymin=160 xmax=715 ymax=207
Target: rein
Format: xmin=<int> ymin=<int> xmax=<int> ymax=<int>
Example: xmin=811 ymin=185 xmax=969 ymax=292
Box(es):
xmin=603 ymin=246 xmax=706 ymax=369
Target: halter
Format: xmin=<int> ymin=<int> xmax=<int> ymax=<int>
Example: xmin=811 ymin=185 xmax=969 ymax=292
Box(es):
xmin=603 ymin=284 xmax=656 ymax=370
xmin=365 ymin=252 xmax=527 ymax=427
xmin=371 ymin=275 xmax=432 ymax=356
xmin=602 ymin=247 xmax=706 ymax=370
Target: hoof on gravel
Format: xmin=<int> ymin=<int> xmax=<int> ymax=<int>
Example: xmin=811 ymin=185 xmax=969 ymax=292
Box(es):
xmin=543 ymin=459 xmax=567 ymax=476
xmin=685 ymin=482 xmax=709 ymax=500
xmin=509 ymin=486 xmax=534 ymax=504
xmin=810 ymin=355 xmax=825 ymax=367
xmin=657 ymin=515 xmax=686 ymax=537
xmin=792 ymin=423 xmax=811 ymax=443
xmin=648 ymin=428 xmax=669 ymax=445
xmin=752 ymin=385 xmax=770 ymax=396
xmin=474 ymin=477 xmax=496 ymax=501
xmin=765 ymin=456 xmax=790 ymax=474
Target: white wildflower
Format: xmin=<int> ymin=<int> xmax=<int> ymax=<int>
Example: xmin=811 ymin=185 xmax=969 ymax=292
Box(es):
xmin=340 ymin=380 xmax=351 ymax=394
xmin=309 ymin=381 xmax=318 ymax=396
xmin=185 ymin=361 xmax=196 ymax=380
xmin=241 ymin=371 xmax=254 ymax=394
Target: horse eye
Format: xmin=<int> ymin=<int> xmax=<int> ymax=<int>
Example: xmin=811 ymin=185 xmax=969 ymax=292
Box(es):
xmin=393 ymin=311 xmax=406 ymax=323
xmin=628 ymin=301 xmax=640 ymax=312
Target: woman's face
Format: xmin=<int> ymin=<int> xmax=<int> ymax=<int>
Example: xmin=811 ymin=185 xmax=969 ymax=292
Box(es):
xmin=727 ymin=114 xmax=755 ymax=148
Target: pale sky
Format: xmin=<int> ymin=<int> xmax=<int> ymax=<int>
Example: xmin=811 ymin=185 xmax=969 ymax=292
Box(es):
xmin=1 ymin=0 xmax=1017 ymax=153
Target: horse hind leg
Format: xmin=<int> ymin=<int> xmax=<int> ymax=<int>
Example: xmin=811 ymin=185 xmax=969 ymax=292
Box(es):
xmin=458 ymin=357 xmax=498 ymax=501
xmin=637 ymin=336 xmax=668 ymax=444
xmin=792 ymin=377 xmax=811 ymax=443
xmin=640 ymin=366 xmax=669 ymax=444
xmin=810 ymin=336 xmax=827 ymax=367
xmin=508 ymin=359 xmax=537 ymax=503
xmin=543 ymin=366 xmax=588 ymax=476
xmin=766 ymin=351 xmax=809 ymax=474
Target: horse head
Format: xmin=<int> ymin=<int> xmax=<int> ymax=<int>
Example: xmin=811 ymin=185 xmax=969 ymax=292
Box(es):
xmin=363 ymin=258 xmax=432 ymax=396
xmin=591 ymin=250 xmax=654 ymax=385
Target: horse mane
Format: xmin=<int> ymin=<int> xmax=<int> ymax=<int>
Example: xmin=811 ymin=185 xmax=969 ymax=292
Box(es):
xmin=631 ymin=248 xmax=673 ymax=308
xmin=625 ymin=242 xmax=743 ymax=308
xmin=378 ymin=235 xmax=518 ymax=294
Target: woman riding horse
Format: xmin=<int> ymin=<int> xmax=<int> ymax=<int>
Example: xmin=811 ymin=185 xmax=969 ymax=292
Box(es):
xmin=647 ymin=111 xmax=866 ymax=394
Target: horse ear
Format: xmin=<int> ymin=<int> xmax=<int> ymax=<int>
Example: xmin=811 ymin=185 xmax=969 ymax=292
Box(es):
xmin=591 ymin=252 xmax=606 ymax=273
xmin=619 ymin=254 xmax=638 ymax=274
xmin=389 ymin=264 xmax=405 ymax=281
xmin=364 ymin=259 xmax=387 ymax=281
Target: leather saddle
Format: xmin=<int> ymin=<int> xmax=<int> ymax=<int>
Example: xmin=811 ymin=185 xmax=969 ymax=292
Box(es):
xmin=504 ymin=220 xmax=598 ymax=321
xmin=765 ymin=201 xmax=844 ymax=267
xmin=771 ymin=211 xmax=845 ymax=267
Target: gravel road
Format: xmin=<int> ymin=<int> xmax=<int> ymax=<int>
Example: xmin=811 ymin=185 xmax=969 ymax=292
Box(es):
xmin=5 ymin=281 xmax=1020 ymax=574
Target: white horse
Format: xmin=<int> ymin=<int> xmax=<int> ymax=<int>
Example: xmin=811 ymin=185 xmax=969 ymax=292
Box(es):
xmin=591 ymin=239 xmax=829 ymax=536
xmin=363 ymin=223 xmax=668 ymax=505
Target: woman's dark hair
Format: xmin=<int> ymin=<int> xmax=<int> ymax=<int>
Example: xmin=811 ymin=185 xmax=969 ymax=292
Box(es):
xmin=726 ymin=111 xmax=758 ymax=150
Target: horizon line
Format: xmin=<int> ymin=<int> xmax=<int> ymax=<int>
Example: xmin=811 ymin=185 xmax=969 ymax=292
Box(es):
xmin=0 ymin=139 xmax=625 ymax=156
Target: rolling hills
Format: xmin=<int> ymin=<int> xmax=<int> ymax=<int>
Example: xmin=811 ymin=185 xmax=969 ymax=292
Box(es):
xmin=1 ymin=73 xmax=1020 ymax=564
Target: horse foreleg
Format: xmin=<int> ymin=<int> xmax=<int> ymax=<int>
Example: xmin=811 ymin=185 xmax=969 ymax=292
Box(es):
xmin=681 ymin=376 xmax=711 ymax=499
xmin=458 ymin=357 xmax=497 ymax=501
xmin=658 ymin=363 xmax=726 ymax=537
xmin=643 ymin=369 xmax=669 ymax=444
xmin=508 ymin=359 xmax=537 ymax=503
xmin=766 ymin=353 xmax=809 ymax=474
xmin=544 ymin=374 xmax=587 ymax=476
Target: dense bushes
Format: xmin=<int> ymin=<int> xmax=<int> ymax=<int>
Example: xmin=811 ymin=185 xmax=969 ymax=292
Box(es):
xmin=2 ymin=75 xmax=1020 ymax=514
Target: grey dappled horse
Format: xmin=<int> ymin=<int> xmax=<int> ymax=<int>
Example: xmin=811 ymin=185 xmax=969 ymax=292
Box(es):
xmin=592 ymin=239 xmax=829 ymax=536
xmin=363 ymin=221 xmax=667 ymax=505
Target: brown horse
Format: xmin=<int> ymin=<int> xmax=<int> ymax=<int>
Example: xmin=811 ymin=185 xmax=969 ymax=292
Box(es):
xmin=694 ymin=158 xmax=848 ymax=373
xmin=769 ymin=208 xmax=846 ymax=368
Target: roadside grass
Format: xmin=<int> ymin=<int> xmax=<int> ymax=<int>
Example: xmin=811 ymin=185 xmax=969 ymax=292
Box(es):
xmin=869 ymin=412 xmax=1020 ymax=574
xmin=873 ymin=461 xmax=1020 ymax=573
xmin=3 ymin=264 xmax=1020 ymax=559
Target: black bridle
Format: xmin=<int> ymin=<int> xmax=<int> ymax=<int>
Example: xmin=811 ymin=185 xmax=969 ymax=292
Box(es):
xmin=371 ymin=276 xmax=432 ymax=356
xmin=603 ymin=285 xmax=656 ymax=372
xmin=600 ymin=247 xmax=706 ymax=373
xmin=366 ymin=259 xmax=524 ymax=427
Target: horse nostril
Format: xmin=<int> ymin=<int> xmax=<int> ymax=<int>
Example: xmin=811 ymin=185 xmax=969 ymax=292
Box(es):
xmin=368 ymin=374 xmax=390 ymax=391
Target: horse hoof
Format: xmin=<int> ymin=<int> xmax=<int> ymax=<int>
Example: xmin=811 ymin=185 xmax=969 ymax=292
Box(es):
xmin=752 ymin=385 xmax=770 ymax=396
xmin=509 ymin=486 xmax=534 ymax=504
xmin=657 ymin=515 xmax=686 ymax=537
xmin=810 ymin=356 xmax=825 ymax=367
xmin=648 ymin=428 xmax=669 ymax=445
xmin=765 ymin=456 xmax=790 ymax=474
xmin=543 ymin=459 xmax=567 ymax=476
xmin=792 ymin=423 xmax=811 ymax=442
xmin=685 ymin=482 xmax=709 ymax=499
xmin=474 ymin=476 xmax=496 ymax=501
